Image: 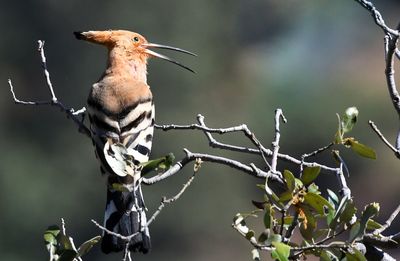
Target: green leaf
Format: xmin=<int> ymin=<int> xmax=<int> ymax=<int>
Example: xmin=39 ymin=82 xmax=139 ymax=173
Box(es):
xmin=44 ymin=225 xmax=60 ymax=245
xmin=345 ymin=139 xmax=377 ymax=159
xmin=312 ymin=229 xmax=329 ymax=241
xmin=246 ymin=230 xmax=255 ymax=240
xmin=303 ymin=192 xmax=334 ymax=215
xmin=294 ymin=178 xmax=304 ymax=190
xmin=279 ymin=191 xmax=293 ymax=203
xmin=299 ymin=205 xmax=316 ymax=240
xmin=334 ymin=113 xmax=343 ymax=144
xmin=258 ymin=229 xmax=270 ymax=243
xmin=277 ymin=216 xmax=294 ymax=228
xmin=327 ymin=189 xmax=339 ymax=207
xmin=58 ymin=249 xmax=77 ymax=261
xmin=307 ymin=183 xmax=320 ymax=194
xmin=58 ymin=234 xmax=74 ymax=251
xmin=366 ymin=219 xmax=383 ymax=230
xmin=110 ymin=183 xmax=130 ymax=192
xmin=77 ymin=235 xmax=101 ymax=257
xmin=340 ymin=200 xmax=357 ymax=225
xmin=141 ymin=153 xmax=175 ymax=175
xmin=352 ymin=202 xmax=380 ymax=240
xmin=264 ymin=204 xmax=273 ymax=229
xmin=301 ymin=166 xmax=321 ymax=185
xmin=349 ymin=221 xmax=361 ymax=242
xmin=345 ymin=247 xmax=367 ymax=261
xmin=342 ymin=107 xmax=359 ymax=134
xmin=271 ymin=242 xmax=290 ymax=261
xmin=266 ymin=233 xmax=282 ymax=245
xmin=265 ymin=181 xmax=285 ymax=209
xmin=283 ymin=170 xmax=295 ymax=192
xmin=256 ymin=184 xmax=265 ymax=190
xmin=320 ymin=250 xmax=339 ymax=261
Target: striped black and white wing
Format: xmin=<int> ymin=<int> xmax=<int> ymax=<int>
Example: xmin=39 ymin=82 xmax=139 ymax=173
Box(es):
xmin=87 ymin=82 xmax=155 ymax=178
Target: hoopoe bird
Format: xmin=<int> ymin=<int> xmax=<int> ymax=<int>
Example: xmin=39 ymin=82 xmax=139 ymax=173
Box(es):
xmin=74 ymin=30 xmax=195 ymax=254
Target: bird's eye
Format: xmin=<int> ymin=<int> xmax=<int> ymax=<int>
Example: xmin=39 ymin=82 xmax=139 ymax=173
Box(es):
xmin=133 ymin=36 xmax=139 ymax=42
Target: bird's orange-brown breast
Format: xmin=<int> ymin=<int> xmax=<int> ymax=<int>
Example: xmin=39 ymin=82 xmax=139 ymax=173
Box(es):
xmin=88 ymin=76 xmax=152 ymax=118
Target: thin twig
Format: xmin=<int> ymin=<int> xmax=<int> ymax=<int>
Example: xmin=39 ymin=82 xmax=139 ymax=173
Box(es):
xmin=38 ymin=41 xmax=57 ymax=102
xmin=91 ymin=220 xmax=140 ymax=241
xmin=60 ymin=218 xmax=82 ymax=261
xmin=353 ymin=0 xmax=399 ymax=36
xmin=8 ymin=41 xmax=91 ymax=138
xmin=270 ymin=108 xmax=286 ymax=175
xmin=147 ymin=168 xmax=197 ymax=226
xmin=384 ymin=34 xmax=400 ymax=150
xmin=156 ymin=115 xmax=338 ymax=173
xmin=336 ymin=162 xmax=351 ymax=199
xmin=142 ymin=149 xmax=284 ymax=185
xmin=122 ymin=243 xmax=131 ymax=261
xmin=61 ymin=218 xmax=66 ymax=236
xmin=300 ymin=143 xmax=334 ymax=173
xmin=196 ymin=114 xmax=273 ymax=170
xmin=369 ymin=120 xmax=400 ymax=158
xmin=374 ymin=204 xmax=400 ymax=235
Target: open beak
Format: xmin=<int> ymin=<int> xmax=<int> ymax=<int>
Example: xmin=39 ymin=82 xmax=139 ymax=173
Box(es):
xmin=142 ymin=43 xmax=196 ymax=73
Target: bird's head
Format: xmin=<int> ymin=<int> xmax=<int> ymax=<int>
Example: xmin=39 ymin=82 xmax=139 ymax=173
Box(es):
xmin=74 ymin=30 xmax=195 ymax=73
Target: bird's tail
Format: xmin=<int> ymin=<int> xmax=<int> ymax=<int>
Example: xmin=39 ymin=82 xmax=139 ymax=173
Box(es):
xmin=101 ymin=184 xmax=151 ymax=254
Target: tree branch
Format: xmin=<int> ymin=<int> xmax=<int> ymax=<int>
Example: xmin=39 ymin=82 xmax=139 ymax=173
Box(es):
xmin=270 ymin=108 xmax=286 ymax=175
xmin=156 ymin=115 xmax=339 ymax=173
xmin=353 ymin=0 xmax=399 ymax=36
xmin=369 ymin=120 xmax=400 ymax=158
xmin=142 ymin=148 xmax=284 ymax=185
xmin=8 ymin=40 xmax=91 ymax=138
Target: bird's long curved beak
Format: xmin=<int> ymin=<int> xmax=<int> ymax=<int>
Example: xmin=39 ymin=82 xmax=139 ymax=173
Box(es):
xmin=142 ymin=43 xmax=196 ymax=73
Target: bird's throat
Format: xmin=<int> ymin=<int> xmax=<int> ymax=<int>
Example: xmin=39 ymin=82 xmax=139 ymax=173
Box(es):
xmin=105 ymin=50 xmax=148 ymax=83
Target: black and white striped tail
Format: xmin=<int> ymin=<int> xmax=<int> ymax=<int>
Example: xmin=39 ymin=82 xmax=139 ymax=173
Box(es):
xmin=101 ymin=185 xmax=151 ymax=254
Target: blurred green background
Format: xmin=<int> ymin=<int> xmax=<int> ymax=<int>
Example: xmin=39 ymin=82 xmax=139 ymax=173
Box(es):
xmin=1 ymin=0 xmax=399 ymax=260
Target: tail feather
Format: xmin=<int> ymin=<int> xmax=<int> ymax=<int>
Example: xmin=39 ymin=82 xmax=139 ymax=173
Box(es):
xmin=101 ymin=186 xmax=151 ymax=254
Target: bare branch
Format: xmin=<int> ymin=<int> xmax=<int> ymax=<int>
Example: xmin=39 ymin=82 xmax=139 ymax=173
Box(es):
xmin=38 ymin=40 xmax=57 ymax=102
xmin=353 ymin=0 xmax=399 ymax=36
xmin=374 ymin=204 xmax=400 ymax=235
xmin=302 ymin=143 xmax=334 ymax=159
xmin=356 ymin=0 xmax=400 ymax=155
xmin=91 ymin=220 xmax=140 ymax=242
xmin=270 ymin=108 xmax=286 ymax=175
xmin=8 ymin=41 xmax=92 ymax=139
xmin=336 ymin=162 xmax=351 ymax=199
xmin=60 ymin=218 xmax=82 ymax=261
xmin=142 ymin=149 xmax=284 ymax=185
xmin=156 ymin=115 xmax=339 ymax=173
xmin=147 ymin=164 xmax=198 ymax=226
xmin=369 ymin=120 xmax=400 ymax=158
